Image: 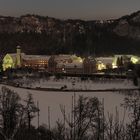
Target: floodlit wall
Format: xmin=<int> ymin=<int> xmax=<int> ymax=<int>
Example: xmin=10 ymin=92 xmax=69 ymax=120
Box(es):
xmin=2 ymin=54 xmax=15 ymax=71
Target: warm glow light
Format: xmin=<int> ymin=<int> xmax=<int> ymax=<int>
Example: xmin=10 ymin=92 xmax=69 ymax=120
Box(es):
xmin=97 ymin=62 xmax=106 ymax=70
xmin=79 ymin=59 xmax=83 ymax=63
xmin=131 ymin=57 xmax=139 ymax=64
xmin=112 ymin=63 xmax=118 ymax=69
xmin=3 ymin=54 xmax=15 ymax=71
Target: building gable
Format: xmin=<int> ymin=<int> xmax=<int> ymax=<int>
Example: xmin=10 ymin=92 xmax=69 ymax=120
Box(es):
xmin=3 ymin=54 xmax=16 ymax=71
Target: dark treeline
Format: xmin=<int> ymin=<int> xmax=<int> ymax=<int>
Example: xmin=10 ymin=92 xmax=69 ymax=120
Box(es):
xmin=0 ymin=31 xmax=140 ymax=56
xmin=0 ymin=86 xmax=139 ymax=140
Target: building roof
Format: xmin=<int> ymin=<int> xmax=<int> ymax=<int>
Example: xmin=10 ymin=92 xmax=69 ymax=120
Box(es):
xmin=96 ymin=57 xmax=113 ymax=64
xmin=4 ymin=53 xmax=51 ymax=62
xmin=54 ymin=54 xmax=83 ymax=68
xmin=22 ymin=55 xmax=51 ymax=60
xmin=54 ymin=54 xmax=83 ymax=63
xmin=5 ymin=53 xmax=25 ymax=63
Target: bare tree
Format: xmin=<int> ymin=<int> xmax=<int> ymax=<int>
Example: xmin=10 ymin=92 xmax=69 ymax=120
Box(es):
xmin=0 ymin=86 xmax=24 ymax=140
xmin=60 ymin=95 xmax=102 ymax=140
xmin=123 ymin=95 xmax=140 ymax=140
xmin=105 ymin=107 xmax=126 ymax=140
xmin=24 ymin=93 xmax=39 ymax=130
xmin=52 ymin=119 xmax=66 ymax=140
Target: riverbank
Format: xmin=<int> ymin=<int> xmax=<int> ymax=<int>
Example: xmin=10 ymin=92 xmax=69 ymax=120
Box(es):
xmin=0 ymin=82 xmax=139 ymax=93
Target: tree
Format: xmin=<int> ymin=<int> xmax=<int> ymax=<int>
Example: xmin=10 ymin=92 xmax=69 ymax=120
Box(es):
xmin=123 ymin=95 xmax=140 ymax=140
xmin=24 ymin=93 xmax=39 ymax=130
xmin=105 ymin=108 xmax=126 ymax=140
xmin=52 ymin=120 xmax=66 ymax=140
xmin=60 ymin=95 xmax=103 ymax=140
xmin=0 ymin=86 xmax=24 ymax=140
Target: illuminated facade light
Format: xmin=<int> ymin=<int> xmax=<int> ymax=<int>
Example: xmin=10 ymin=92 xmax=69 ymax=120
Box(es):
xmin=3 ymin=54 xmax=15 ymax=71
xmin=131 ymin=57 xmax=139 ymax=64
xmin=112 ymin=63 xmax=118 ymax=69
xmin=97 ymin=62 xmax=106 ymax=70
xmin=79 ymin=59 xmax=83 ymax=63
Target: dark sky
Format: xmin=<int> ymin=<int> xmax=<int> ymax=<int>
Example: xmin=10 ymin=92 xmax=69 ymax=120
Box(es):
xmin=0 ymin=0 xmax=140 ymax=20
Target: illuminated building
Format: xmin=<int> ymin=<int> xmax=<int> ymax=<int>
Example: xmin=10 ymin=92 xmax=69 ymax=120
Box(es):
xmin=3 ymin=46 xmax=50 ymax=71
xmin=83 ymin=57 xmax=97 ymax=74
xmin=48 ymin=55 xmax=97 ymax=74
xmin=48 ymin=55 xmax=84 ymax=73
xmin=3 ymin=46 xmax=24 ymax=71
xmin=112 ymin=55 xmax=133 ymax=69
xmin=96 ymin=57 xmax=113 ymax=70
xmin=22 ymin=55 xmax=50 ymax=69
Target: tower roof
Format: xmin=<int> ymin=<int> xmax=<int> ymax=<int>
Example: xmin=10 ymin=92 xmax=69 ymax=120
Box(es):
xmin=17 ymin=45 xmax=21 ymax=49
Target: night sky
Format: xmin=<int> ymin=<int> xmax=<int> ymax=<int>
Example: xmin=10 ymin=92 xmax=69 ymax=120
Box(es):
xmin=0 ymin=0 xmax=140 ymax=20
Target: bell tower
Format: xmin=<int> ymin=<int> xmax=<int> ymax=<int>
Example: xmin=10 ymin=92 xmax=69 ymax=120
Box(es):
xmin=16 ymin=46 xmax=21 ymax=68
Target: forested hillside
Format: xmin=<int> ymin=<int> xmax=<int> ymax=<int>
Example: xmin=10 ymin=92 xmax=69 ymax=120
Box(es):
xmin=0 ymin=11 xmax=140 ymax=56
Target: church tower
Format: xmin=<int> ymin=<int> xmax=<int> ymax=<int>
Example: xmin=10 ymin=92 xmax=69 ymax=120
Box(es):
xmin=16 ymin=46 xmax=21 ymax=68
